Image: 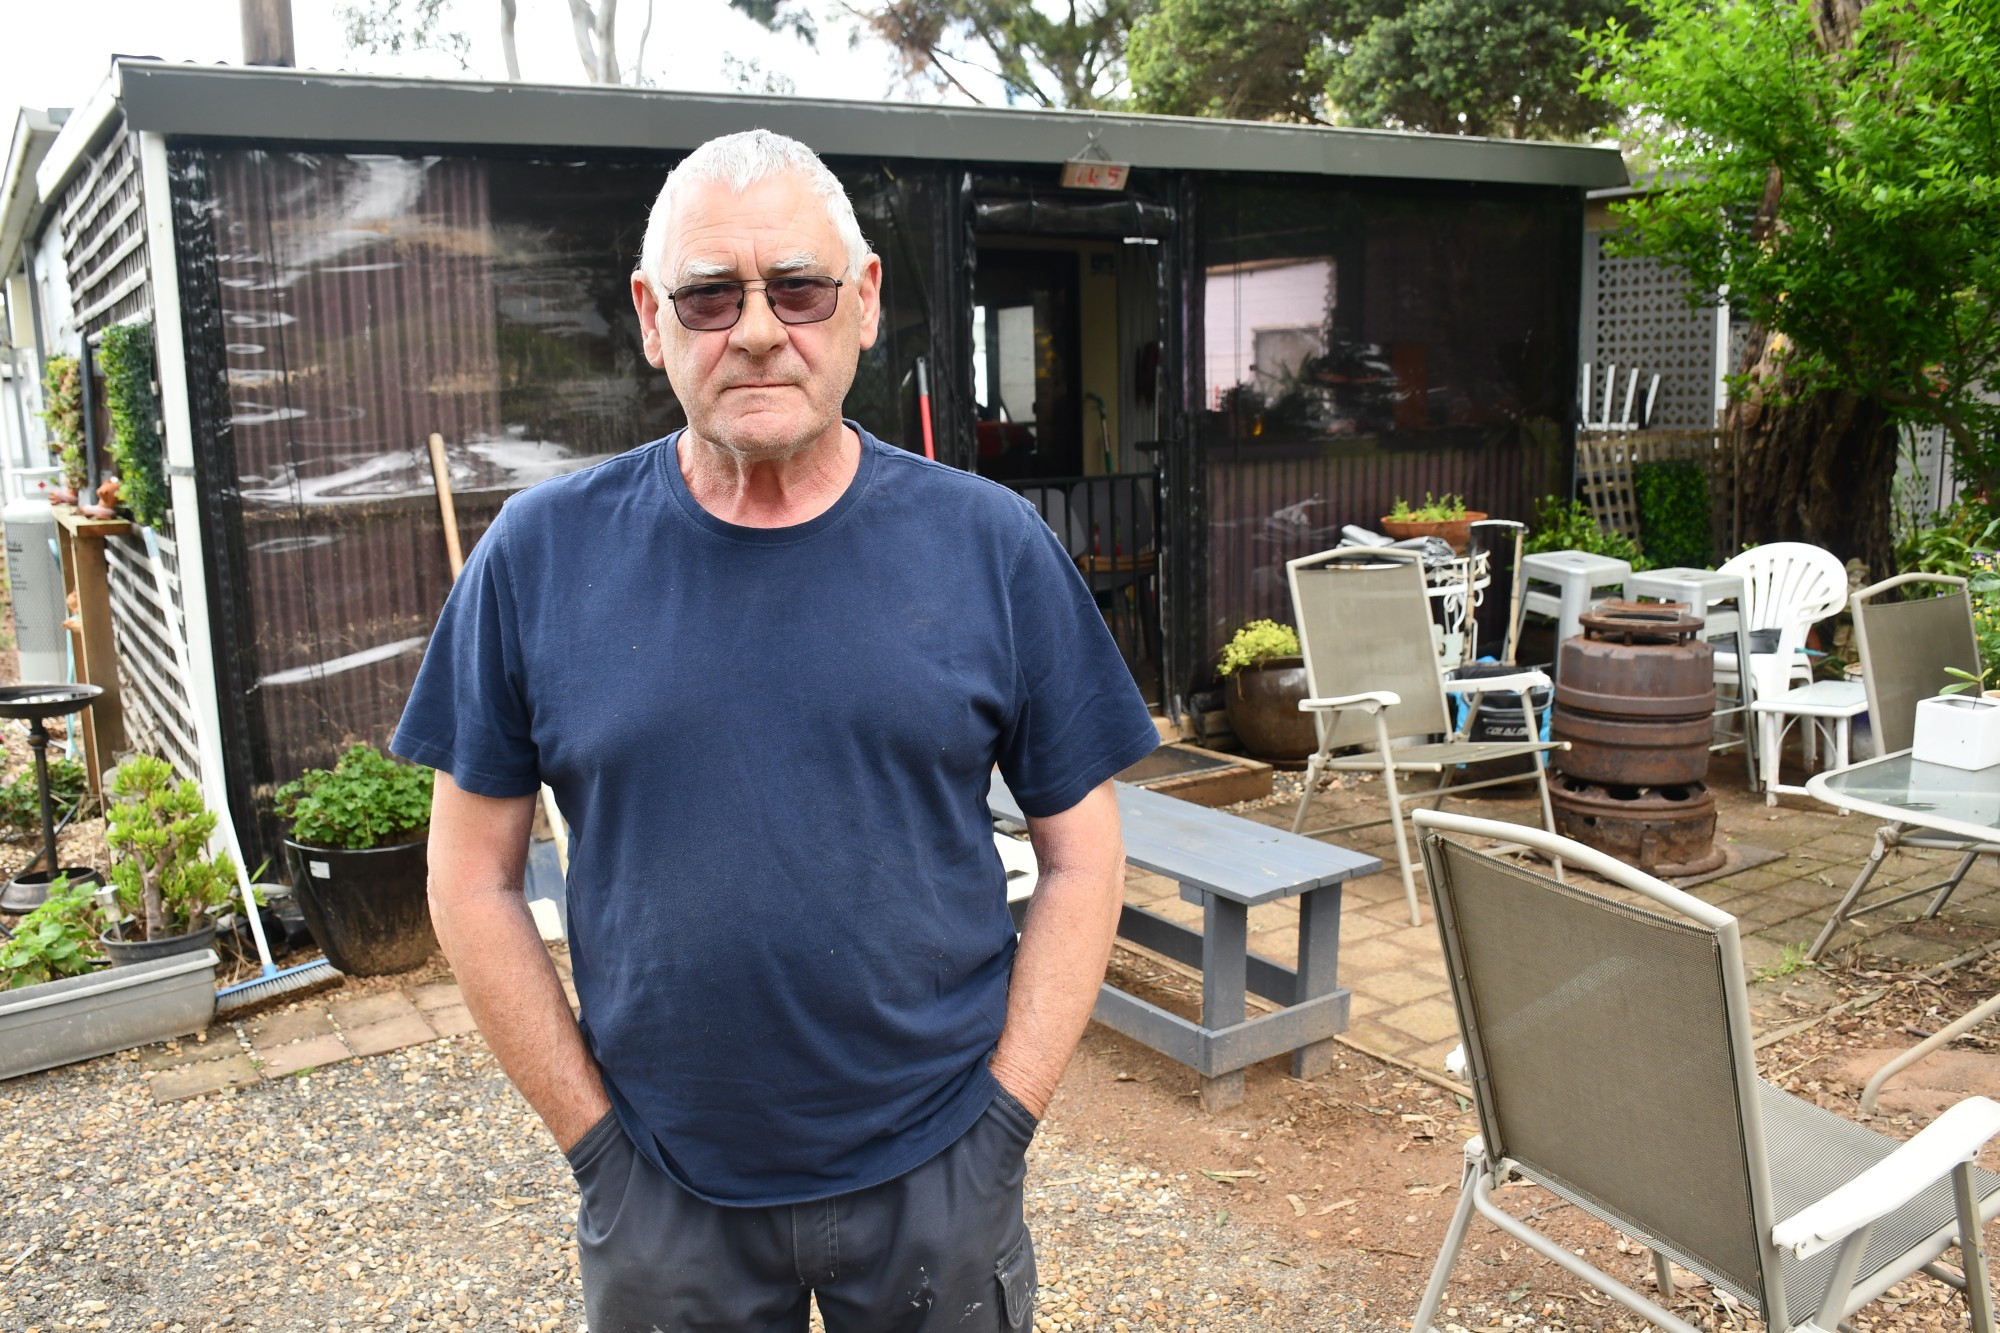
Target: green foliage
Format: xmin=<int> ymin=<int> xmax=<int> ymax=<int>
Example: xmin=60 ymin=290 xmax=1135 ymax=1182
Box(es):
xmin=96 ymin=321 xmax=170 ymax=530
xmin=0 ymin=876 xmax=103 ymax=989
xmin=1128 ymin=0 xmax=1333 ymax=121
xmin=1131 ymin=0 xmax=1639 ymax=136
xmin=1585 ymin=0 xmax=2000 ymax=488
xmin=39 ymin=353 xmax=82 ymax=454
xmin=1524 ymin=496 xmax=1648 ymax=569
xmin=104 ymin=755 xmax=238 ymax=942
xmin=1752 ymin=940 xmax=1814 ymax=983
xmin=336 ymin=0 xmax=472 ymax=70
xmin=39 ymin=354 xmax=86 ymax=492
xmin=841 ymin=0 xmax=1136 ymax=108
xmin=0 ymin=758 xmax=88 ymax=833
xmin=1218 ymin=619 xmax=1301 ymax=676
xmin=277 ymin=745 xmax=433 ymax=850
xmin=1388 ymin=492 xmax=1468 ymax=522
xmin=1896 ymin=496 xmax=2000 ymax=581
xmin=1632 ymin=461 xmax=1710 ymax=569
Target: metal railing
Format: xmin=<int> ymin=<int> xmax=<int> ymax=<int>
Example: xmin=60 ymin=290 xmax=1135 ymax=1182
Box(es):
xmin=1004 ymin=472 xmax=1163 ymax=706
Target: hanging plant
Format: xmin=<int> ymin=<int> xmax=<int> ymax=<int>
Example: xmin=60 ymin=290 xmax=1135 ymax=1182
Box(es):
xmin=97 ymin=321 xmax=170 ymax=530
xmin=39 ymin=353 xmax=82 ymax=455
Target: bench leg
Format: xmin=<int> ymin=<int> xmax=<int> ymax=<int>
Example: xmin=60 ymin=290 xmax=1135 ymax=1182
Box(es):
xmin=1290 ymin=886 xmax=1343 ymax=1080
xmin=1200 ymin=894 xmax=1248 ymax=1111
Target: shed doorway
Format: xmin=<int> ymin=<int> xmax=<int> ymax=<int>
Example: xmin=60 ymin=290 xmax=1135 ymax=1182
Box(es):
xmin=969 ymin=230 xmax=1169 ymax=706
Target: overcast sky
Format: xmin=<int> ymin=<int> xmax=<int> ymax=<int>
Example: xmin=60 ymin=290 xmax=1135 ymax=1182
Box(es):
xmin=0 ymin=0 xmax=979 ymax=136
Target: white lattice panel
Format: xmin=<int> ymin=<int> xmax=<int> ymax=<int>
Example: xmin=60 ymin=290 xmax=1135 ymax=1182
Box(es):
xmin=1581 ymin=233 xmax=1720 ymax=430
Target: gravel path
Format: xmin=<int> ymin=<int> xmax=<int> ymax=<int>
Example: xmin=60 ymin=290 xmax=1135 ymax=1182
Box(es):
xmin=0 ymin=1026 xmax=1351 ymax=1332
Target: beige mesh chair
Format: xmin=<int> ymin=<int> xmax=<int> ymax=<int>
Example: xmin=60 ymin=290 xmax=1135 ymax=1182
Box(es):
xmin=1288 ymin=547 xmax=1563 ymax=925
xmin=1805 ymin=572 xmax=1991 ymax=961
xmin=1412 ymin=807 xmax=2000 ymax=1333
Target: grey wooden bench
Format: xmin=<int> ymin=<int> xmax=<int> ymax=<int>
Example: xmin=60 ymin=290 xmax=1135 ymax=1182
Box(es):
xmin=989 ymin=773 xmax=1380 ymax=1110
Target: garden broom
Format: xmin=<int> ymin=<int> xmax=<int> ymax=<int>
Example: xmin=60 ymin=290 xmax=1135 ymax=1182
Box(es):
xmin=137 ymin=519 xmax=347 ymax=1017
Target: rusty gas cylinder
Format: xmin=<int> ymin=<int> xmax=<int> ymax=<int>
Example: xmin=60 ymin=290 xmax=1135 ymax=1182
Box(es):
xmin=1552 ymin=602 xmax=1716 ymax=788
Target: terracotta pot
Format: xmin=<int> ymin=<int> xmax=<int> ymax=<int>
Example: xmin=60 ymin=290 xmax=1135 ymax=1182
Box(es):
xmin=1378 ymin=511 xmax=1487 ymax=554
xmin=1223 ymin=657 xmax=1316 ymax=762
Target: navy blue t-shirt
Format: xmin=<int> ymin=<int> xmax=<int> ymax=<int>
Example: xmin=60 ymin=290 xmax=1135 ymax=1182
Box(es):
xmin=391 ymin=424 xmax=1158 ymax=1206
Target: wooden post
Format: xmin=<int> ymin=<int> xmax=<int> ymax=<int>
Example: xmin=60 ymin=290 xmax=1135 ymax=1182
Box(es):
xmin=53 ymin=506 xmax=132 ymax=797
xmin=240 ymin=0 xmax=296 ymax=67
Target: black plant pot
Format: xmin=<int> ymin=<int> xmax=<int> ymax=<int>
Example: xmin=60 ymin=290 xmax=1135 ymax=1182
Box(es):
xmin=1 ymin=866 xmax=104 ymax=915
xmin=284 ymin=836 xmax=436 ymax=977
xmin=101 ymin=920 xmax=218 ymax=967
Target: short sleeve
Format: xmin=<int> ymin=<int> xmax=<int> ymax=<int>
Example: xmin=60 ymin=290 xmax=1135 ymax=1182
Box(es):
xmin=390 ymin=507 xmax=541 ymax=798
xmin=995 ymin=516 xmax=1162 ymax=818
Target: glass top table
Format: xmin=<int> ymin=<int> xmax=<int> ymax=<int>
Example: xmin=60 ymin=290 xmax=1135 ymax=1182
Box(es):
xmin=1806 ymin=749 xmax=2000 ymax=843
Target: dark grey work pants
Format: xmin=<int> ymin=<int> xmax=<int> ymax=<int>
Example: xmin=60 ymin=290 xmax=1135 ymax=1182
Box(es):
xmin=566 ymin=1087 xmax=1040 ymax=1331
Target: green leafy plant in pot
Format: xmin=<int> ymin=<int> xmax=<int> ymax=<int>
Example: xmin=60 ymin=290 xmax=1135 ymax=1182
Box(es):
xmin=1218 ymin=619 xmax=1315 ymax=762
xmin=276 ymin=745 xmax=436 ymax=977
xmin=99 ymin=755 xmax=240 ymax=966
xmin=1 ymin=876 xmax=104 ymax=988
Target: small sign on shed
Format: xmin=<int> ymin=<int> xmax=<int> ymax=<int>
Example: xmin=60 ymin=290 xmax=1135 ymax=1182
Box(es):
xmin=1060 ymin=158 xmax=1130 ymax=191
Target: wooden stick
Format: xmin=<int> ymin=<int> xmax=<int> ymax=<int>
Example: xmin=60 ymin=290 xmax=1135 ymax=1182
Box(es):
xmin=426 ymin=431 xmax=568 ymax=874
xmin=427 ymin=433 xmax=465 ymax=578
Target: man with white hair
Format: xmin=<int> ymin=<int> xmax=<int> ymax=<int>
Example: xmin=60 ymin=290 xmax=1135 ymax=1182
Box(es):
xmin=393 ymin=129 xmax=1158 ymax=1330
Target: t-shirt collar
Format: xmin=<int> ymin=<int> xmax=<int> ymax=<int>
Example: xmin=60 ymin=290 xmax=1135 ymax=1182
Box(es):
xmin=657 ymin=419 xmax=881 ymax=546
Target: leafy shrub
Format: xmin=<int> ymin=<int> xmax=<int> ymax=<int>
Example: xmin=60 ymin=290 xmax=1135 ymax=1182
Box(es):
xmin=97 ymin=321 xmax=169 ymax=530
xmin=1218 ymin=619 xmax=1301 ymax=676
xmin=1388 ymin=493 xmax=1470 ymax=522
xmin=39 ymin=354 xmax=86 ymax=492
xmin=1633 ymin=460 xmax=1712 ymax=569
xmin=104 ymin=755 xmax=238 ymax=941
xmin=0 ymin=758 xmax=87 ymax=833
xmin=276 ymin=745 xmax=433 ymax=850
xmin=1897 ymin=495 xmax=2000 ymax=580
xmin=1523 ymin=496 xmax=1648 ymax=569
xmin=0 ymin=876 xmax=103 ymax=989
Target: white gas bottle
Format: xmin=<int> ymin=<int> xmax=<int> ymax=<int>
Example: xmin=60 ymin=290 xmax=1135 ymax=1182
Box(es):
xmin=3 ymin=496 xmax=69 ymax=682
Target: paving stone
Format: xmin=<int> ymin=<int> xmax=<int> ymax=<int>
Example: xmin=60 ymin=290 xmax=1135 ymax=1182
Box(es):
xmin=1347 ymin=968 xmax=1440 ymax=1008
xmin=331 ymin=991 xmax=421 ymax=1030
xmin=1377 ymin=998 xmax=1461 ymax=1045
xmin=411 ymin=982 xmax=464 ymax=1013
xmin=426 ymin=1003 xmax=479 ymax=1038
xmin=1335 ymin=911 xmax=1394 ymax=942
xmin=343 ymin=1012 xmax=438 ymax=1057
xmin=150 ymin=1053 xmax=262 ymax=1103
xmin=1248 ymin=927 xmax=1299 ymax=966
xmin=135 ymin=1032 xmax=241 ymax=1071
xmin=1341 ymin=1016 xmax=1419 ymax=1059
xmin=246 ymin=1007 xmax=335 ymax=1048
xmin=1337 ymin=937 xmax=1418 ymax=972
xmin=257 ymin=1033 xmax=353 ymax=1078
xmin=1147 ymin=895 xmax=1205 ymax=927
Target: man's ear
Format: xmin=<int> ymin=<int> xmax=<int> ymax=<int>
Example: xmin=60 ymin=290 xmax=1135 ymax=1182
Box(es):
xmin=632 ymin=272 xmax=666 ymax=369
xmin=855 ymin=253 xmax=884 ymax=353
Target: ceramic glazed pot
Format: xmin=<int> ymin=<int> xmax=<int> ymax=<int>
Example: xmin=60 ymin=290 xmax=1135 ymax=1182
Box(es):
xmin=284 ymin=836 xmax=435 ymax=976
xmin=1223 ymin=656 xmax=1316 ymax=762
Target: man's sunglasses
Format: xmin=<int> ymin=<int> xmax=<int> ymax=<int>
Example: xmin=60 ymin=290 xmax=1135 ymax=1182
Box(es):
xmin=665 ymin=276 xmax=844 ymax=331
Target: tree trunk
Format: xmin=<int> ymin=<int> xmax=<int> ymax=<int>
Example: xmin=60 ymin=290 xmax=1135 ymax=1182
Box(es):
xmin=500 ymin=0 xmax=521 ymax=80
xmin=1727 ymin=324 xmax=1898 ymax=578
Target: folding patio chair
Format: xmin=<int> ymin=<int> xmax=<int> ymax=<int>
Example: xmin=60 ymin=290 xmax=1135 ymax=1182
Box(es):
xmin=1411 ymin=808 xmax=2000 ymax=1333
xmin=1287 ymin=548 xmax=1564 ymax=926
xmin=1805 ymin=571 xmax=1992 ymax=961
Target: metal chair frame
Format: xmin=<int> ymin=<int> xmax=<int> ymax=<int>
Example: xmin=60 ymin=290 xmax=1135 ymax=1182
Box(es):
xmin=1411 ymin=808 xmax=2000 ymax=1333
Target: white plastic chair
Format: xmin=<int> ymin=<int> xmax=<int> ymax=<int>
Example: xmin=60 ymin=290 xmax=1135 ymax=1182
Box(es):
xmin=1712 ymin=543 xmax=1849 ymax=778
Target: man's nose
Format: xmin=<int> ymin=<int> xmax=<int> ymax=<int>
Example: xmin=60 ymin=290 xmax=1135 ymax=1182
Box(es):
xmin=728 ymin=283 xmax=789 ymax=355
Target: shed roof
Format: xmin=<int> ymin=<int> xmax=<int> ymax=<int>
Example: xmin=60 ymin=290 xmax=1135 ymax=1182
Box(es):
xmin=105 ymin=60 xmax=1625 ymax=191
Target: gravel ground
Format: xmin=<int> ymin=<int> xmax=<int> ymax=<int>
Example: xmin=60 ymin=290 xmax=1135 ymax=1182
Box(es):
xmin=0 ymin=1024 xmax=1347 ymax=1333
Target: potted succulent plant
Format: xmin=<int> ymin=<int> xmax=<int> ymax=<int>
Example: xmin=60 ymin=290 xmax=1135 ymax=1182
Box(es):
xmin=1380 ymin=493 xmax=1487 ymax=553
xmin=98 ymin=755 xmax=240 ymax=965
xmin=276 ymin=745 xmax=436 ymax=977
xmin=1219 ymin=619 xmax=1316 ymax=762
xmin=0 ymin=875 xmax=218 ymax=1081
